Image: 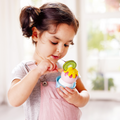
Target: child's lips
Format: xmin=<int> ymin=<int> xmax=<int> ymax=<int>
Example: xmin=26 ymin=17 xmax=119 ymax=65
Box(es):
xmin=52 ymin=55 xmax=59 ymax=59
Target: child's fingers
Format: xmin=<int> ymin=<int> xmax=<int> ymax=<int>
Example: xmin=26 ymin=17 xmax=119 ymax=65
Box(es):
xmin=47 ymin=63 xmax=54 ymax=71
xmin=56 ymin=87 xmax=67 ymax=98
xmin=51 ymin=61 xmax=58 ymax=71
xmin=47 ymin=60 xmax=58 ymax=71
xmin=65 ymin=87 xmax=75 ymax=94
xmin=59 ymin=86 xmax=72 ymax=97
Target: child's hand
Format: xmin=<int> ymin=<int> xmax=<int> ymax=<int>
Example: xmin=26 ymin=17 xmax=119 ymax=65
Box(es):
xmin=36 ymin=59 xmax=58 ymax=75
xmin=57 ymin=86 xmax=81 ymax=106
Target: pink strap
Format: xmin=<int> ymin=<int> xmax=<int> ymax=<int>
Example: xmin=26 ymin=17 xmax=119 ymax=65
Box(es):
xmin=25 ymin=61 xmax=37 ymax=72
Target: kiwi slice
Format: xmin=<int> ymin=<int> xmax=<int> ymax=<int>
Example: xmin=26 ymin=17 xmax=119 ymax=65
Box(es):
xmin=63 ymin=60 xmax=77 ymax=71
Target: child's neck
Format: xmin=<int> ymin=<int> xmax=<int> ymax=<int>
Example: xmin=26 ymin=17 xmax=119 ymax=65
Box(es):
xmin=33 ymin=50 xmax=42 ymax=65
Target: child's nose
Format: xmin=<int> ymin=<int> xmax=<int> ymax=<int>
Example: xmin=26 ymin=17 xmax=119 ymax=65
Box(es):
xmin=57 ymin=45 xmax=64 ymax=53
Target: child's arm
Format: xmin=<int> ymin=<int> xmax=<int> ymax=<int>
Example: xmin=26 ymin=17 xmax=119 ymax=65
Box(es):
xmin=8 ymin=59 xmax=57 ymax=107
xmin=56 ymin=78 xmax=90 ymax=107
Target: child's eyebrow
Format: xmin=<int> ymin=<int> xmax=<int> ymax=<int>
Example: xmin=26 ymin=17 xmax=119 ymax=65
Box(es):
xmin=53 ymin=36 xmax=73 ymax=43
xmin=53 ymin=36 xmax=60 ymax=40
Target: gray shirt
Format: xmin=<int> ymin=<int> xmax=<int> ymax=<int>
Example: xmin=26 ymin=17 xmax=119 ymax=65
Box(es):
xmin=11 ymin=59 xmax=65 ymax=120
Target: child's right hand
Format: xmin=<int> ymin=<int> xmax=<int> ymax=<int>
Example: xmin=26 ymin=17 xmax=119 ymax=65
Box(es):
xmin=8 ymin=59 xmax=58 ymax=107
xmin=36 ymin=59 xmax=58 ymax=76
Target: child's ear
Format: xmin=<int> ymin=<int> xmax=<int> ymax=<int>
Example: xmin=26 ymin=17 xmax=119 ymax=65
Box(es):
xmin=32 ymin=27 xmax=40 ymax=42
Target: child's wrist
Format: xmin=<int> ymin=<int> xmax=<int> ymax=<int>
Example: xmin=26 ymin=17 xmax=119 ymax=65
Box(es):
xmin=32 ymin=67 xmax=42 ymax=78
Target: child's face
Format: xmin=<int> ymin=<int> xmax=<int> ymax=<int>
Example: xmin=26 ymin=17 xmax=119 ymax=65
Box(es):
xmin=34 ymin=23 xmax=75 ymax=63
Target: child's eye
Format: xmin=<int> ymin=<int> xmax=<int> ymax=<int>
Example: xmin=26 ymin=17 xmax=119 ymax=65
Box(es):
xmin=51 ymin=41 xmax=58 ymax=45
xmin=64 ymin=42 xmax=74 ymax=47
xmin=64 ymin=44 xmax=69 ymax=47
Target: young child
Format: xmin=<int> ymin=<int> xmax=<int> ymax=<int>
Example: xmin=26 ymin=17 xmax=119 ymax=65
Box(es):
xmin=8 ymin=2 xmax=89 ymax=120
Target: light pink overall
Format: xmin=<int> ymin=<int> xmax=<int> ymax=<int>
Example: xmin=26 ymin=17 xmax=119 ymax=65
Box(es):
xmin=39 ymin=82 xmax=82 ymax=120
xmin=25 ymin=61 xmax=82 ymax=120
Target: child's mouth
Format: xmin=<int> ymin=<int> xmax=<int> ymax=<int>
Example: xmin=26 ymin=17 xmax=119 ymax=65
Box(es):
xmin=52 ymin=55 xmax=59 ymax=59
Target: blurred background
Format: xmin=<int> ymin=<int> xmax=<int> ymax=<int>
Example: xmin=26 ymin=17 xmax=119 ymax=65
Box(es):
xmin=0 ymin=0 xmax=120 ymax=120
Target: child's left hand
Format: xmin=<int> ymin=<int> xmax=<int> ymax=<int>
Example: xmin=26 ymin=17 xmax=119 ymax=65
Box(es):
xmin=57 ymin=86 xmax=81 ymax=106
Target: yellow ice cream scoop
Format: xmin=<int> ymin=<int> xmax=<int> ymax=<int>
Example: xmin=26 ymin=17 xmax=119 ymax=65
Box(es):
xmin=64 ymin=67 xmax=78 ymax=78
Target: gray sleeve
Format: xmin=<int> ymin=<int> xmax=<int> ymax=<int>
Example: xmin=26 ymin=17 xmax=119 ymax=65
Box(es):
xmin=11 ymin=61 xmax=27 ymax=81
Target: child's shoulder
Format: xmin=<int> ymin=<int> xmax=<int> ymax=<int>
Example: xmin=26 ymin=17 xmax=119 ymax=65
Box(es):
xmin=18 ymin=60 xmax=35 ymax=66
xmin=12 ymin=60 xmax=35 ymax=73
xmin=11 ymin=60 xmax=35 ymax=81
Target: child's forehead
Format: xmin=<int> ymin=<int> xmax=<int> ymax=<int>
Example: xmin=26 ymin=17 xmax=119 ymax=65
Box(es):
xmin=47 ymin=23 xmax=75 ymax=33
xmin=42 ymin=24 xmax=75 ymax=42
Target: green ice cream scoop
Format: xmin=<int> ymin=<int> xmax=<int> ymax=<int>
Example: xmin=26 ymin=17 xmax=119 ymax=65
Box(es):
xmin=63 ymin=60 xmax=77 ymax=71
